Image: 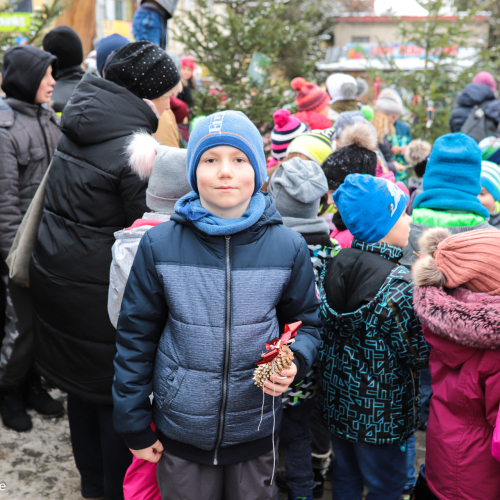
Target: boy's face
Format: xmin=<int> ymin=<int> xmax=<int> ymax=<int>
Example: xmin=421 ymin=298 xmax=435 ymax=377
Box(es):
xmin=197 ymin=145 xmax=255 ymax=219
xmin=35 ymin=65 xmax=56 ymax=104
xmin=478 ymin=187 xmax=496 ymax=215
xmin=379 ymin=209 xmax=412 ymax=249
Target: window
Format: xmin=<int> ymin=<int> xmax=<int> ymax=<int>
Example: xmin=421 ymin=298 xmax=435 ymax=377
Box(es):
xmin=115 ymin=0 xmax=124 ymax=20
xmin=351 ymin=36 xmax=370 ymax=43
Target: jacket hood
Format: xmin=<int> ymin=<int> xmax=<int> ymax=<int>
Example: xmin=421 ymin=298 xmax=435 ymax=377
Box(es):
xmin=61 ymin=73 xmax=158 ymax=146
xmin=457 ymin=83 xmax=496 ymax=107
xmin=413 ymin=286 xmax=500 ymax=356
xmin=1 ymin=45 xmax=57 ymax=104
xmin=170 ymin=191 xmax=282 ymax=235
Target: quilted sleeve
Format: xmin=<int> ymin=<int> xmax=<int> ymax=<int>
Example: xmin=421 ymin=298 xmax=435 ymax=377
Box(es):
xmin=0 ymin=131 xmax=22 ymax=260
xmin=113 ymin=232 xmax=168 ymax=449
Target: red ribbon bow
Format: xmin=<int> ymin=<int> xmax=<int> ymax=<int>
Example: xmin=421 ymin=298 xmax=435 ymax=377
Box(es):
xmin=255 ymin=321 xmax=302 ymax=365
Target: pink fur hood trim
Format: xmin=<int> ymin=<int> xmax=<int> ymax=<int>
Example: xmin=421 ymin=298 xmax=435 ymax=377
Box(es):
xmin=413 ymin=286 xmax=500 ymax=349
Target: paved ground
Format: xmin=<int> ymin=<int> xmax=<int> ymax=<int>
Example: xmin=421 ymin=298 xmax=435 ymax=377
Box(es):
xmin=0 ymin=389 xmax=426 ymax=500
xmin=0 ymin=389 xmax=80 ymax=500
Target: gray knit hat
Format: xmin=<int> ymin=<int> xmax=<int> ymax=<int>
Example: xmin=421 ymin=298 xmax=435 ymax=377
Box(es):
xmin=374 ymin=88 xmax=404 ymax=117
xmin=127 ymin=132 xmax=191 ymax=214
xmin=269 ymin=157 xmax=328 ymax=219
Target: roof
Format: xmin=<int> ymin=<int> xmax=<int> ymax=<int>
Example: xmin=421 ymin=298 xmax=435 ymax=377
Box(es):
xmin=337 ymin=0 xmax=488 ymax=22
xmin=316 ymin=47 xmax=477 ymax=73
xmin=373 ymin=0 xmax=428 ymax=17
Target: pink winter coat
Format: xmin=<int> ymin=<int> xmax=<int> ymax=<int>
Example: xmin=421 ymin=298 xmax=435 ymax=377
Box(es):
xmin=413 ymin=286 xmax=500 ymax=500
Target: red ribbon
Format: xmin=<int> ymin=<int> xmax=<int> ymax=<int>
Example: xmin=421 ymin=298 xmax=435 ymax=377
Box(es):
xmin=255 ymin=321 xmax=302 ymax=365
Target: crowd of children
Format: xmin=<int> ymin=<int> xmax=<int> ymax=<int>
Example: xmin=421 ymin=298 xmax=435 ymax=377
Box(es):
xmin=1 ymin=33 xmax=500 ymax=500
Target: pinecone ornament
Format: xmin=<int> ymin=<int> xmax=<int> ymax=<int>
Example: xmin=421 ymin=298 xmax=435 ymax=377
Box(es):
xmin=253 ymin=321 xmax=302 ymax=390
xmin=253 ymin=344 xmax=294 ymax=389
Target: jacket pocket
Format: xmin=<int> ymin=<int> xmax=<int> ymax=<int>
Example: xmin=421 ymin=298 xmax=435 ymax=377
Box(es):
xmin=17 ymin=145 xmax=45 ymax=181
xmin=161 ymin=366 xmax=187 ymax=414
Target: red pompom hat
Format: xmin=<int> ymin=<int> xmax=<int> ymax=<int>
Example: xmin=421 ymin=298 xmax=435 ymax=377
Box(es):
xmin=291 ymin=77 xmax=330 ymax=113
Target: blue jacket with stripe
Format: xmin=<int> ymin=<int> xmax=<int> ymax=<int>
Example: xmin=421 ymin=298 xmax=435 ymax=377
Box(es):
xmin=112 ymin=193 xmax=322 ymax=465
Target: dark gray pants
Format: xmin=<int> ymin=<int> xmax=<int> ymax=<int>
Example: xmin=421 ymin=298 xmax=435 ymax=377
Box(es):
xmin=156 ymin=448 xmax=278 ymax=500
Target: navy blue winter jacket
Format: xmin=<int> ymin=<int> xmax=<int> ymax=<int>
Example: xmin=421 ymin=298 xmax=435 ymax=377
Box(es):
xmin=113 ymin=193 xmax=322 ymax=465
xmin=449 ymin=83 xmax=500 ymax=133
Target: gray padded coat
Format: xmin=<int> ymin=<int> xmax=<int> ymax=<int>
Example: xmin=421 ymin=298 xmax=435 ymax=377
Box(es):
xmin=0 ymin=98 xmax=60 ymax=260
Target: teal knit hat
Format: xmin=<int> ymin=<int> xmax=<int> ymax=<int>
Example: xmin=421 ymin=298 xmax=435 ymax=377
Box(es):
xmin=481 ymin=160 xmax=500 ymax=200
xmin=414 ymin=133 xmax=490 ymax=218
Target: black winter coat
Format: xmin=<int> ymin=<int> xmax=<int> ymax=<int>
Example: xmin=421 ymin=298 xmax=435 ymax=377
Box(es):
xmin=30 ymin=73 xmax=158 ymax=404
xmin=449 ymin=83 xmax=500 ymax=133
xmin=51 ymin=65 xmax=85 ymax=113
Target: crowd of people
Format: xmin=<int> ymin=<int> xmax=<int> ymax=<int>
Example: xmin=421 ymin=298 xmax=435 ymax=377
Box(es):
xmin=0 ymin=21 xmax=500 ymax=500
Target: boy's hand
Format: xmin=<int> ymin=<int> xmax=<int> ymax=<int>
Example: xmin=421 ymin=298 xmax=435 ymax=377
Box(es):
xmin=263 ymin=363 xmax=297 ymax=396
xmin=130 ymin=440 xmax=164 ymax=463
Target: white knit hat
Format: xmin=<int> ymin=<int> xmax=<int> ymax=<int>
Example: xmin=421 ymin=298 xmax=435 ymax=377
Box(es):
xmin=326 ymin=73 xmax=358 ymax=104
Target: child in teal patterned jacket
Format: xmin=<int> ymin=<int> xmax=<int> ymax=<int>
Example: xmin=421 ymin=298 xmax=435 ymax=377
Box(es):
xmin=318 ymin=174 xmax=429 ymax=500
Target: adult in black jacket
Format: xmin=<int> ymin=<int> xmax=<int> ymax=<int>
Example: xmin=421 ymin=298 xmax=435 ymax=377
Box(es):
xmin=42 ymin=26 xmax=85 ymax=113
xmin=29 ymin=42 xmax=180 ymax=500
xmin=449 ymin=73 xmax=500 ymax=133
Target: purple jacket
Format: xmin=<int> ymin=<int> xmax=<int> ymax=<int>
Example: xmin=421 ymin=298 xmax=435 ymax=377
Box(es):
xmin=414 ymin=286 xmax=500 ymax=500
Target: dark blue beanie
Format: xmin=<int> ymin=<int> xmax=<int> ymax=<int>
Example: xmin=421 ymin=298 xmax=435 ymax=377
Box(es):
xmin=96 ymin=34 xmax=128 ymax=76
xmin=186 ymin=111 xmax=268 ymax=195
xmin=334 ymin=174 xmax=409 ymax=243
xmin=414 ymin=132 xmax=489 ymax=218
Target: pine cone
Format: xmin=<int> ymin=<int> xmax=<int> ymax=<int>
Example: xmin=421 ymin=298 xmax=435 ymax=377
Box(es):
xmin=253 ymin=345 xmax=294 ymax=389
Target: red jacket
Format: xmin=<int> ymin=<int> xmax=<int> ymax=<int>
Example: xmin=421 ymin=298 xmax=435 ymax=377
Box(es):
xmin=293 ymin=111 xmax=331 ymax=130
xmin=414 ymin=286 xmax=500 ymax=500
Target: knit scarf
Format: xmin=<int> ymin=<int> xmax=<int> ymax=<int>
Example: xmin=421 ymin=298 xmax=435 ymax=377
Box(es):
xmin=175 ymin=191 xmax=266 ymax=236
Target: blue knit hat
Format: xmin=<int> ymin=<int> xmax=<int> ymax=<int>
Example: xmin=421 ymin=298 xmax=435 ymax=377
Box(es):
xmin=414 ymin=133 xmax=490 ymax=218
xmin=481 ymin=160 xmax=500 ymax=200
xmin=96 ymin=34 xmax=128 ymax=76
xmin=334 ymin=174 xmax=409 ymax=243
xmin=186 ymin=110 xmax=268 ymax=195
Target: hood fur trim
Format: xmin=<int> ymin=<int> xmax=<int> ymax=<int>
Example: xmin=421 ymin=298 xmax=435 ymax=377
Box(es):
xmin=414 ymin=286 xmax=500 ymax=349
xmin=126 ymin=131 xmax=161 ymax=180
xmin=404 ymin=139 xmax=431 ymax=165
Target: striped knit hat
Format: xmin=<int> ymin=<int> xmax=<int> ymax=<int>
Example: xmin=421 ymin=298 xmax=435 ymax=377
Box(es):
xmin=291 ymin=77 xmax=330 ymax=113
xmin=478 ymin=136 xmax=500 ymax=165
xmin=287 ymin=132 xmax=334 ymax=165
xmin=481 ymin=160 xmax=500 ymax=200
xmin=271 ymin=109 xmax=309 ymax=161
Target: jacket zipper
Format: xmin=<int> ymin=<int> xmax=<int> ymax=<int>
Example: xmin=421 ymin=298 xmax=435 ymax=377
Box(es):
xmin=37 ymin=107 xmax=51 ymax=161
xmin=214 ymin=235 xmax=231 ymax=465
xmin=387 ymin=297 xmax=419 ymax=426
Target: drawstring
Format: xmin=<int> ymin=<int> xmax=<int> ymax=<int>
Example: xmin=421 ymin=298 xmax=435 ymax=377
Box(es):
xmin=271 ymin=360 xmax=276 ymax=485
xmin=257 ymin=360 xmax=277 ymax=485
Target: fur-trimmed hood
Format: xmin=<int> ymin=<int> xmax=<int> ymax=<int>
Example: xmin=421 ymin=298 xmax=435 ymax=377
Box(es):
xmin=413 ymin=286 xmax=500 ymax=350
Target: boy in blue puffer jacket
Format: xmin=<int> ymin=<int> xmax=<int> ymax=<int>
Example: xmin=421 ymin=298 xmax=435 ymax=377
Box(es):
xmin=318 ymin=174 xmax=429 ymax=500
xmin=113 ymin=110 xmax=322 ymax=500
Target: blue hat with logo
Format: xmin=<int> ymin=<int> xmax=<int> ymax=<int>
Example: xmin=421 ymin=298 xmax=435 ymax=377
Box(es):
xmin=186 ymin=110 xmax=268 ymax=195
xmin=334 ymin=174 xmax=409 ymax=243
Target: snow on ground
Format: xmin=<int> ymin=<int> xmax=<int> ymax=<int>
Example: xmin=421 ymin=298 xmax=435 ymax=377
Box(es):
xmin=0 ymin=388 xmax=427 ymax=500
